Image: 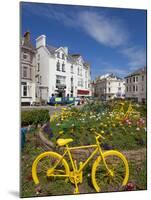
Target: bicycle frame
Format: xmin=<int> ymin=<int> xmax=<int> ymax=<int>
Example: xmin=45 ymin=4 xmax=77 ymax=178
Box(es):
xmin=50 ymin=136 xmax=111 ymax=177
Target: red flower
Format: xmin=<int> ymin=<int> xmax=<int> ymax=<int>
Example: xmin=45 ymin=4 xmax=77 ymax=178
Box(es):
xmin=125 ymin=182 xmax=135 ymax=191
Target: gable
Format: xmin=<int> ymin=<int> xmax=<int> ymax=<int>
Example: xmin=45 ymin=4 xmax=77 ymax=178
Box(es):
xmin=56 ymin=47 xmax=67 ymax=55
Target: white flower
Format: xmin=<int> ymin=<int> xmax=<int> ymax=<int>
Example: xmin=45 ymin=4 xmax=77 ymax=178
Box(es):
xmin=136 ymin=127 xmax=140 ymax=131
xmin=56 ymin=123 xmax=60 ymax=126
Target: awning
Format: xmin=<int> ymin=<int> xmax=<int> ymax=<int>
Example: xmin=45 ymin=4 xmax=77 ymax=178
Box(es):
xmin=77 ymin=89 xmax=89 ymax=95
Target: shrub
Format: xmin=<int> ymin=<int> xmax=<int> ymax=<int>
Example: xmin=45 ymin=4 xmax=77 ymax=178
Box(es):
xmin=21 ymin=109 xmax=50 ymax=127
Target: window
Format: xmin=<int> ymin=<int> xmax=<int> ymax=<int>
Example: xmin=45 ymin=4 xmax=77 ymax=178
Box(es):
xmin=71 ymin=65 xmax=74 ymax=73
xmin=129 ymin=86 xmax=131 ymax=92
xmin=23 ymin=86 xmax=27 ymax=96
xmin=30 ymin=68 xmax=32 ymax=79
xmin=56 ymin=61 xmax=60 ymax=71
xmin=136 ymin=76 xmax=138 ymax=82
xmin=133 ymin=77 xmax=135 ymax=82
xmin=40 ymin=76 xmax=42 ymax=84
xmin=85 ymin=81 xmax=87 ymax=88
xmin=108 ymin=82 xmax=110 ymax=85
xmin=37 ymin=63 xmax=40 ymax=72
xmin=118 ymin=87 xmax=121 ymax=91
xmin=23 ymin=67 xmax=27 ymax=78
xmin=142 ymin=75 xmax=144 ymax=81
xmin=62 ymin=62 xmax=65 ymax=72
xmin=56 ymin=75 xmax=66 ymax=86
xmin=78 ymin=78 xmax=83 ymax=87
xmin=133 ymin=85 xmax=135 ymax=92
xmin=23 ymin=54 xmax=27 ymax=59
xmin=127 ymin=78 xmax=128 ymax=83
xmin=108 ymin=87 xmax=110 ymax=92
xmin=142 ymin=86 xmax=144 ymax=91
xmin=57 ymin=52 xmax=60 ymax=58
xmin=78 ymin=67 xmax=80 ymax=75
xmin=62 ymin=53 xmax=65 ymax=60
xmin=85 ymin=71 xmax=87 ymax=78
xmin=22 ymin=82 xmax=27 ymax=96
xmin=127 ymin=87 xmax=128 ymax=92
xmin=130 ymin=78 xmax=131 ymax=83
xmin=38 ymin=54 xmax=40 ymax=60
xmin=136 ymin=85 xmax=138 ymax=91
xmin=36 ymin=75 xmax=40 ymax=83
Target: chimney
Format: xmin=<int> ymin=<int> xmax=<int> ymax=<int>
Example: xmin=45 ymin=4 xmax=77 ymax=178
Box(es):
xmin=36 ymin=35 xmax=46 ymax=48
xmin=24 ymin=31 xmax=30 ymax=41
xmin=64 ymin=47 xmax=68 ymax=55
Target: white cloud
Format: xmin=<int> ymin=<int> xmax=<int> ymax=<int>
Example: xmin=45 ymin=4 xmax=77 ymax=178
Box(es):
xmin=121 ymin=46 xmax=146 ymax=69
xmin=77 ymin=11 xmax=129 ymax=47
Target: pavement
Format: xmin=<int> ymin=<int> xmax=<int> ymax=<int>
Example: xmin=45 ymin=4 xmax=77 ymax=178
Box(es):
xmin=21 ymin=104 xmax=83 ymax=116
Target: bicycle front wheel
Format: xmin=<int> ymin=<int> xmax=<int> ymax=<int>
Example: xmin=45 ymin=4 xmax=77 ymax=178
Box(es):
xmin=32 ymin=151 xmax=70 ymax=186
xmin=91 ymin=150 xmax=129 ymax=192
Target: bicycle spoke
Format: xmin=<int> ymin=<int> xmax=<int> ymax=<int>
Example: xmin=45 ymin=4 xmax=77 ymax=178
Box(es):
xmin=93 ymin=153 xmax=128 ymax=192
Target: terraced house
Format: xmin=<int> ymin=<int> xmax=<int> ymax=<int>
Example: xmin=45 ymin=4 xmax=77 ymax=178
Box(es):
xmin=35 ymin=35 xmax=91 ymax=102
xmin=21 ymin=32 xmax=36 ymax=105
xmin=94 ymin=74 xmax=125 ymax=101
xmin=125 ymin=67 xmax=146 ymax=103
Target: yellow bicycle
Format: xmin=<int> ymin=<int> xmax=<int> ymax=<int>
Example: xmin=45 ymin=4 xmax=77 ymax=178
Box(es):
xmin=32 ymin=132 xmax=129 ymax=194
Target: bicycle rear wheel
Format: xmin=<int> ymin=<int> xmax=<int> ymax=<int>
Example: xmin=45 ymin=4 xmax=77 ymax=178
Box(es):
xmin=32 ymin=151 xmax=70 ymax=192
xmin=91 ymin=150 xmax=129 ymax=192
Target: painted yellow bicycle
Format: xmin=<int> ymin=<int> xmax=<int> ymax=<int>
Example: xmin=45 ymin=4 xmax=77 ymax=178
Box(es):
xmin=32 ymin=132 xmax=129 ymax=194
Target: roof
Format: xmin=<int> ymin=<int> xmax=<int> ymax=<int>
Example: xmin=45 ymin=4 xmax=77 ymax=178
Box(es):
xmin=46 ymin=45 xmax=57 ymax=54
xmin=125 ymin=67 xmax=146 ymax=78
xmin=46 ymin=45 xmax=89 ymax=65
xmin=96 ymin=73 xmax=123 ymax=81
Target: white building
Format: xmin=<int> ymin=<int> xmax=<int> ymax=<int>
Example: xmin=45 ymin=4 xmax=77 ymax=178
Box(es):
xmin=35 ymin=35 xmax=91 ymax=102
xmin=21 ymin=32 xmax=36 ymax=105
xmin=125 ymin=67 xmax=146 ymax=103
xmin=94 ymin=74 xmax=125 ymax=101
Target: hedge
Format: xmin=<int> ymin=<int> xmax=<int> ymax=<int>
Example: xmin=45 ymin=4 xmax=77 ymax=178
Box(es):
xmin=21 ymin=109 xmax=50 ymax=127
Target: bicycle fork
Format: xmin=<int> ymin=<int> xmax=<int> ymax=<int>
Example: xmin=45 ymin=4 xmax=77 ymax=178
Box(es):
xmin=97 ymin=141 xmax=114 ymax=177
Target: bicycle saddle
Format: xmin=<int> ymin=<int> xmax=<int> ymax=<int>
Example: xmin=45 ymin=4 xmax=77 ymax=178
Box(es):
xmin=57 ymin=138 xmax=73 ymax=146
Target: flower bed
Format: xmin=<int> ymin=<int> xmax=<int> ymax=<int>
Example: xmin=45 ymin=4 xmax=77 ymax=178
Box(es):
xmin=48 ymin=100 xmax=147 ymax=150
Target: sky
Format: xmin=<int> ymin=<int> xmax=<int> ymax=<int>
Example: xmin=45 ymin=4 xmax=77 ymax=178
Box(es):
xmin=21 ymin=2 xmax=147 ymax=80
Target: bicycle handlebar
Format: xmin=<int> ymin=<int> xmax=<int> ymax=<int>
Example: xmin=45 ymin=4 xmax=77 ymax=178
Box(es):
xmin=94 ymin=132 xmax=105 ymax=140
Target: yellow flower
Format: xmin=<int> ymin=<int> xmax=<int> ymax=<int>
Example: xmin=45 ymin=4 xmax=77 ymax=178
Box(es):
xmin=101 ymin=130 xmax=104 ymax=134
xmin=112 ymin=124 xmax=116 ymax=127
xmin=59 ymin=130 xmax=64 ymax=134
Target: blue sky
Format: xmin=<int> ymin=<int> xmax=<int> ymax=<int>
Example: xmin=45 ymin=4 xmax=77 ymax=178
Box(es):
xmin=21 ymin=2 xmax=147 ymax=80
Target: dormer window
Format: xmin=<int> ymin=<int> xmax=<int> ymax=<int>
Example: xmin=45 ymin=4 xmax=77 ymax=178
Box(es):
xmin=56 ymin=61 xmax=60 ymax=71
